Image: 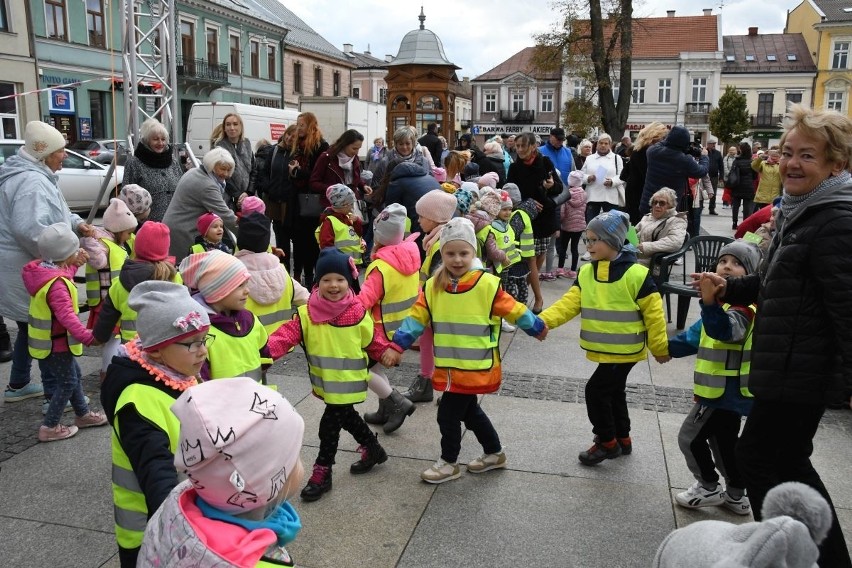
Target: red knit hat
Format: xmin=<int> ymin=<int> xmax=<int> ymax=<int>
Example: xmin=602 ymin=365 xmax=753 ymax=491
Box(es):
xmin=196 ymin=212 xmax=221 ymax=237
xmin=135 ymin=222 xmax=172 ymax=263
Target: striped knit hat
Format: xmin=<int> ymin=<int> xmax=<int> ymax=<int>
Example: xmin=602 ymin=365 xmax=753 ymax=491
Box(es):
xmin=179 ymin=250 xmax=250 ymax=304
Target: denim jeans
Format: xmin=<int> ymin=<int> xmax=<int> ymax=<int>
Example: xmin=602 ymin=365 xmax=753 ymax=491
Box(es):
xmin=41 ymin=352 xmax=88 ymax=427
xmin=8 ymin=321 xmax=58 ymax=395
xmin=437 ymin=392 xmax=501 ymax=463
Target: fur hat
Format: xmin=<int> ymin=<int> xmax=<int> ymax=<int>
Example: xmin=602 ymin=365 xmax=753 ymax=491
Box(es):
xmin=719 ymin=240 xmax=762 ymax=276
xmin=24 ymin=121 xmax=66 ymax=160
xmin=326 ymin=183 xmax=355 ymax=208
xmin=128 ymin=281 xmax=210 ymax=351
xmin=373 ymin=203 xmax=407 ymax=247
xmin=179 ymin=250 xmax=251 ymax=304
xmin=240 ymin=196 xmax=266 ymax=217
xmin=478 ymin=172 xmax=499 ymax=189
xmin=196 ymin=212 xmax=221 ymax=237
xmin=134 ymin=221 xmax=171 ymax=263
xmin=476 ymin=189 xmax=503 ymax=219
xmin=171 ymin=377 xmax=305 ymax=515
xmin=503 ymin=183 xmax=522 ymax=207
xmin=440 ymin=217 xmax=477 ymax=253
xmin=653 ymin=482 xmax=832 ymax=568
xmin=103 ymin=198 xmax=138 ymax=233
xmin=416 ymin=189 xmax=457 ymax=224
xmin=315 ymin=247 xmax=358 ymax=288
xmin=568 ymin=170 xmax=584 ymax=188
xmin=237 ymin=213 xmax=271 ymax=254
xmin=119 ymin=184 xmax=152 ymax=217
xmin=586 ymin=210 xmax=630 ymax=252
xmin=37 ymin=223 xmax=79 ymax=263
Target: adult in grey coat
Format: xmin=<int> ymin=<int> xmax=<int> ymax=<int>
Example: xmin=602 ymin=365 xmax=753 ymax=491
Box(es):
xmin=122 ymin=118 xmax=185 ymax=222
xmin=162 ymin=148 xmax=238 ymax=263
xmin=0 ymin=121 xmax=94 ymax=400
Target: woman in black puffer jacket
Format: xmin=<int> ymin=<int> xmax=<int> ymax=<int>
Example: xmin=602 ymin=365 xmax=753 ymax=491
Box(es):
xmin=728 ymin=142 xmax=756 ymax=229
xmin=703 ymin=105 xmax=852 ymax=567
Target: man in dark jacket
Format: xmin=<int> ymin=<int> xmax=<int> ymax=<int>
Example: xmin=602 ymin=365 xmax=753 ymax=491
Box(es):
xmin=640 ymin=126 xmax=709 ymax=216
xmin=418 ymin=123 xmax=443 ymax=168
xmin=703 ymin=136 xmax=725 ymax=215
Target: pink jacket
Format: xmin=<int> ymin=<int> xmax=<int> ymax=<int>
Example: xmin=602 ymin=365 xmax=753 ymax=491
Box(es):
xmin=22 ymin=260 xmax=94 ymax=352
xmin=560 ymin=186 xmax=588 ymax=233
xmin=80 ymin=226 xmax=117 ymax=270
xmin=359 ymin=237 xmax=422 ymax=327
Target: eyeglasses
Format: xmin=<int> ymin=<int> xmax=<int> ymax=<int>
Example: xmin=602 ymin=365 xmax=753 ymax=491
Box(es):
xmin=582 ymin=237 xmax=600 ymax=246
xmin=173 ymin=336 xmax=213 ymax=353
xmin=651 ymin=200 xmax=670 ymax=207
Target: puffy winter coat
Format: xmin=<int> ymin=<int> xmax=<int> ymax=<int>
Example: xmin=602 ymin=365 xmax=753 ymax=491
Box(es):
xmin=384 ymin=160 xmax=441 ymax=235
xmin=641 ymin=126 xmax=709 ymax=215
xmin=635 ymin=210 xmax=688 ymax=267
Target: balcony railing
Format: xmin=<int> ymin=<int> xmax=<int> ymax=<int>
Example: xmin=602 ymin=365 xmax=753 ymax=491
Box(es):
xmin=176 ymin=56 xmax=229 ymax=84
xmin=498 ymin=109 xmax=536 ymax=123
xmin=684 ymin=102 xmax=711 ymax=124
xmin=750 ymin=114 xmax=784 ymax=129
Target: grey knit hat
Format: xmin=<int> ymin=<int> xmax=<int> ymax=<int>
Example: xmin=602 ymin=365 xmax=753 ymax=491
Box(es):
xmin=373 ymin=203 xmax=407 ymax=246
xmin=326 ymin=183 xmax=355 ymax=208
xmin=719 ymin=240 xmax=762 ymax=275
xmin=440 ymin=216 xmax=477 ymax=252
xmin=586 ymin=210 xmax=630 ymax=252
xmin=128 ymin=281 xmax=210 ymax=351
xmin=38 ymin=223 xmax=79 ymax=263
xmin=503 ymin=183 xmax=522 ymax=207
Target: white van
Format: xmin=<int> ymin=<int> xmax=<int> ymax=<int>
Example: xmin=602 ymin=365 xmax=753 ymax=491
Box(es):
xmin=185 ymin=102 xmax=300 ymax=156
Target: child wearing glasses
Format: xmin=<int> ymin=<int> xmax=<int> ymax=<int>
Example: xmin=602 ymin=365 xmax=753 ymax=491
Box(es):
xmin=100 ymin=280 xmax=211 ymax=567
xmin=179 ymin=250 xmax=269 ymax=382
xmin=540 ymin=210 xmax=670 ymax=465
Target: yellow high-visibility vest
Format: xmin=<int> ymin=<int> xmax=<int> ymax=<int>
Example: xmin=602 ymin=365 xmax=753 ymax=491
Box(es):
xmin=314 ymin=215 xmax=362 ymax=264
xmin=28 ymin=276 xmax=83 ymax=359
xmin=206 ymin=317 xmax=268 ymax=382
xmin=577 ymin=263 xmax=648 ymax=355
xmin=85 ymin=238 xmax=128 ymax=307
xmin=364 ymin=259 xmax=419 ymax=340
xmin=490 ymin=222 xmax=519 ymax=274
xmin=511 ymin=209 xmax=535 ymax=258
xmin=108 ymin=272 xmax=183 ymax=342
xmin=694 ymin=303 xmax=756 ymax=399
xmin=420 ymin=240 xmax=441 ymax=285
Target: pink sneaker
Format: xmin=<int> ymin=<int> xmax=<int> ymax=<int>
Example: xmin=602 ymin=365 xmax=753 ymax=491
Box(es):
xmin=39 ymin=424 xmax=79 ymax=442
xmin=554 ymin=268 xmax=567 ymax=278
xmin=566 ymin=270 xmax=578 ymax=279
xmin=539 ymin=272 xmax=556 ymax=281
xmin=75 ymin=410 xmax=108 ymax=429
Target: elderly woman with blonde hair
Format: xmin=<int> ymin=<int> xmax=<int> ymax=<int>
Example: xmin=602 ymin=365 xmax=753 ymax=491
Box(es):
xmin=634 ymin=187 xmax=688 ymax=267
xmin=161 ymin=147 xmax=238 ymax=262
xmin=622 ymin=122 xmax=669 ymax=224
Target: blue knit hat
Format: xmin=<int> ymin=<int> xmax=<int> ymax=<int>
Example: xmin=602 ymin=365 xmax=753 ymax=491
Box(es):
xmin=586 ymin=210 xmax=630 ymax=252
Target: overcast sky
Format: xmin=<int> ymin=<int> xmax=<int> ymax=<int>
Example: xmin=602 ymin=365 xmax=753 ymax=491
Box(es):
xmin=283 ymin=0 xmax=806 ymax=79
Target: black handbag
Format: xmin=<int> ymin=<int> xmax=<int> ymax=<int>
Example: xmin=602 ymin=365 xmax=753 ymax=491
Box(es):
xmin=726 ymin=163 xmax=740 ymax=188
xmin=298 ymin=193 xmax=322 ymax=218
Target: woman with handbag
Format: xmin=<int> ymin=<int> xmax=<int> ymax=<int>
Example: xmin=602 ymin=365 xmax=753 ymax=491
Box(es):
xmin=289 ymin=112 xmax=329 ymax=287
xmin=310 ymin=129 xmax=372 ymax=211
xmin=727 ymin=142 xmax=756 ymax=230
xmin=256 ymin=124 xmax=297 ymax=272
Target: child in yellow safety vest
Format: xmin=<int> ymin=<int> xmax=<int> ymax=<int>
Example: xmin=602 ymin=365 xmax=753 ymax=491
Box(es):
xmin=540 ymin=210 xmax=670 ymax=466
xmin=117 ymin=184 xmax=153 ymax=257
xmin=501 ymin=183 xmax=539 ymax=307
xmin=190 ymin=212 xmax=235 ymax=255
xmin=24 ymin=223 xmax=108 ymax=442
xmin=100 ymin=280 xmax=211 ymax=568
xmin=359 ymin=203 xmax=421 ymax=434
xmin=386 ymin=218 xmax=546 ymax=484
xmin=178 ymin=250 xmax=269 ymax=383
xmin=466 ymin=188 xmax=509 ymax=274
xmin=668 ymin=240 xmax=760 ymax=516
xmin=316 ymin=183 xmax=366 ymax=287
xmin=265 ymin=247 xmax=401 ymax=502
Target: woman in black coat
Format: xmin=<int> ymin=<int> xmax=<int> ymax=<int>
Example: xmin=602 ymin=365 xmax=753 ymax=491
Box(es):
xmin=729 ymin=142 xmax=756 ymax=229
xmin=621 ymin=122 xmax=668 ymax=225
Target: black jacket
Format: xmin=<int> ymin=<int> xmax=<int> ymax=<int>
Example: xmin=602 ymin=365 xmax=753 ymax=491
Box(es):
xmin=507 ymin=152 xmax=563 ymax=237
xmin=728 ymin=156 xmax=756 ymax=199
xmin=418 ymin=132 xmax=443 ymax=168
xmin=476 ymin=155 xmax=507 ymax=188
xmin=724 ymin=180 xmax=852 ymax=405
xmin=621 ymin=146 xmax=649 ymax=225
xmin=707 ymin=147 xmax=724 ymax=181
xmin=640 ymin=126 xmax=709 ymax=215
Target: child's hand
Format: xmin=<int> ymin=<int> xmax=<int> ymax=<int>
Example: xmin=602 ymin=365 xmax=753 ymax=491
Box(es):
xmin=699 ymin=276 xmax=721 ymax=304
xmin=536 ymin=325 xmax=549 ymax=341
xmin=272 ymin=247 xmax=286 ymax=259
xmin=381 ymin=348 xmax=401 ymax=367
xmin=654 ymin=354 xmax=672 ymax=364
xmin=73 ymin=248 xmax=89 ymax=267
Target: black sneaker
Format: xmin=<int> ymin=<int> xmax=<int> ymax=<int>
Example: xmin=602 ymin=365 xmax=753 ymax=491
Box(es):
xmin=301 ymin=464 xmax=332 ymax=501
xmin=579 ymin=441 xmax=621 ymax=466
xmin=350 ymin=436 xmax=388 ymax=474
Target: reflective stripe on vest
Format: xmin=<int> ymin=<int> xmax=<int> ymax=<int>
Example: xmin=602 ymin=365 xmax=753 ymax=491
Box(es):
xmin=420 ymin=240 xmax=442 ymax=284
xmin=425 ymin=271 xmax=500 ymax=371
xmin=694 ymin=303 xmax=755 ymax=399
xmin=490 ymin=223 xmax=519 ymax=273
xmin=365 ymin=259 xmax=419 ymax=340
xmin=511 ymin=210 xmax=535 ymax=258
xmin=245 ymin=273 xmax=295 ymax=335
xmin=85 ymin=238 xmax=128 ymax=306
xmin=577 ymin=263 xmax=648 ymax=355
xmin=28 ymin=277 xmax=82 ymax=359
xmin=298 ymin=304 xmax=373 ymax=404
xmin=111 ymin=383 xmax=181 ymax=549
xmin=314 ymin=215 xmax=362 ymax=263
xmin=206 ymin=318 xmax=268 ymax=381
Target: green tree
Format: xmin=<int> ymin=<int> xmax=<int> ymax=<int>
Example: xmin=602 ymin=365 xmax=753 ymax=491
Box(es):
xmin=708 ymin=86 xmax=751 ymax=146
xmin=532 ymin=0 xmax=633 ymax=139
xmin=562 ymin=98 xmax=602 ymax=138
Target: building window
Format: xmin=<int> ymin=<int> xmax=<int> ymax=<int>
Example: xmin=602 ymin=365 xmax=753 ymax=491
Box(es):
xmin=180 ymin=21 xmax=194 ymax=60
xmin=827 ymin=91 xmax=845 ymax=112
xmin=206 ymin=28 xmax=218 ymax=66
xmin=511 ymin=92 xmax=524 ymax=113
xmin=293 ymin=62 xmax=302 ymax=94
xmin=786 ymin=91 xmax=803 ymax=105
xmin=833 ymin=42 xmax=849 ymax=69
xmin=45 ymin=0 xmax=67 ymax=41
xmin=757 ymin=93 xmax=774 ymax=125
xmin=267 ymin=45 xmax=276 ymax=80
xmin=0 ymin=1 xmax=8 ymax=32
xmin=86 ymin=0 xmax=105 ymax=47
xmin=250 ymin=41 xmax=259 ymax=77
xmin=0 ymin=82 xmax=19 ymax=139
xmin=89 ymin=91 xmax=106 ymax=139
xmin=229 ymin=35 xmax=240 ymax=74
xmin=352 ymin=87 xmax=360 ymax=99
xmin=691 ymin=77 xmax=707 ymax=102
xmin=658 ymin=78 xmax=671 ymax=103
xmin=484 ymin=91 xmax=496 ymax=113
xmin=314 ymin=67 xmax=322 ymax=96
xmin=540 ymin=91 xmax=553 ymax=113
xmin=379 ymin=88 xmax=387 ymax=104
xmin=333 ymin=71 xmax=340 ymax=97
xmin=572 ymin=79 xmax=585 ymax=99
xmin=631 ymin=79 xmax=645 ymax=104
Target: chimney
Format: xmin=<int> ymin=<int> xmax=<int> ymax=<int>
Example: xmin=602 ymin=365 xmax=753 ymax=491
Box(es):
xmin=748 ymin=27 xmax=758 ymax=36
xmin=463 ymin=76 xmax=469 ymax=82
xmin=365 ymin=43 xmax=371 ymax=55
xmin=667 ymin=10 xmax=675 ymax=17
xmin=385 ymin=54 xmax=394 ymax=62
xmin=343 ymin=43 xmax=353 ymax=54
xmin=703 ymin=8 xmax=712 ymax=16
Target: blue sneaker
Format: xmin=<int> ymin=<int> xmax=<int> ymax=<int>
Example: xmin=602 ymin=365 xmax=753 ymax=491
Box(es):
xmin=4 ymin=383 xmax=44 ymax=402
xmin=42 ymin=395 xmax=91 ymax=415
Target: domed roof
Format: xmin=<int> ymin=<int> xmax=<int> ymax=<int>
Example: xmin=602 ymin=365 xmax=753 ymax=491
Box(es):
xmin=388 ymin=8 xmax=458 ymax=68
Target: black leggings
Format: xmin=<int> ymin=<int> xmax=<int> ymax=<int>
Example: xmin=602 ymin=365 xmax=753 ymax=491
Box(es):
xmin=292 ymin=217 xmax=320 ymax=287
xmin=316 ymin=403 xmax=375 ymax=467
xmin=556 ymin=230 xmax=582 ymax=270
xmin=731 ymin=197 xmax=754 ymax=226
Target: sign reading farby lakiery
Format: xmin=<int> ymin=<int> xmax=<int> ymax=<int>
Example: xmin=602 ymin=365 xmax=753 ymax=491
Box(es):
xmin=474 ymin=124 xmax=553 ymax=135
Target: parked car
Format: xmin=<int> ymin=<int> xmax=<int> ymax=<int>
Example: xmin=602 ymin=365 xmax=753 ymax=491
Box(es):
xmin=68 ymin=139 xmax=129 ymax=165
xmin=0 ymin=140 xmax=123 ymax=211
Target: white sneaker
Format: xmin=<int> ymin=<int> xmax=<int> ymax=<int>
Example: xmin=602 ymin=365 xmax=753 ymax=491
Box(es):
xmin=674 ymin=257 xmax=684 ymax=266
xmin=721 ymin=491 xmax=752 ymax=516
xmin=467 ymin=451 xmax=507 ymax=473
xmin=675 ymin=481 xmax=724 ymax=509
xmin=581 ymin=252 xmax=591 ymax=261
xmin=501 ymin=320 xmax=516 ymax=332
xmin=421 ymin=459 xmax=461 ymax=484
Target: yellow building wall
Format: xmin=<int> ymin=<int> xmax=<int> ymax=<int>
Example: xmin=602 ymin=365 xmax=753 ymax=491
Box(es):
xmin=786 ymin=2 xmax=821 ymax=58
xmin=813 ymin=26 xmax=852 ymax=116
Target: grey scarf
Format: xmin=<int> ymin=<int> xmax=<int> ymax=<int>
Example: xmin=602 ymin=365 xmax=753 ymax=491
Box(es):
xmin=780 ymin=171 xmax=851 ymax=220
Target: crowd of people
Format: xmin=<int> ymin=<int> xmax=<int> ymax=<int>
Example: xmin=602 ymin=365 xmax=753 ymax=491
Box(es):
xmin=0 ymin=105 xmax=850 ymax=568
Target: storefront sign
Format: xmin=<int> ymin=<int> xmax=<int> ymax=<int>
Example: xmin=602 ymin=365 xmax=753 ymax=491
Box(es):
xmin=79 ymin=117 xmax=92 ymax=140
xmin=48 ymin=89 xmax=75 ymax=115
xmin=42 ymin=75 xmax=82 ymax=87
xmin=473 ymin=123 xmax=553 ymax=135
xmin=269 ymin=123 xmax=287 ymax=140
xmin=249 ymin=97 xmax=281 ymax=109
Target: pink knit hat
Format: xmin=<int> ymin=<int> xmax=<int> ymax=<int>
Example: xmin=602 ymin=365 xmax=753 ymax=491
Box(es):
xmin=476 ymin=189 xmax=503 ymax=219
xmin=103 ymin=198 xmax=137 ymax=233
xmin=415 ymin=189 xmax=457 ymax=224
xmin=240 ymin=196 xmax=266 ymax=216
xmin=171 ymin=377 xmax=305 ymax=514
xmin=477 ymin=172 xmax=499 ymax=189
xmin=196 ymin=212 xmax=221 ymax=237
xmin=134 ymin=221 xmax=172 ymax=263
xmin=432 ymin=167 xmax=447 ymax=182
xmin=178 ymin=250 xmax=250 ymax=304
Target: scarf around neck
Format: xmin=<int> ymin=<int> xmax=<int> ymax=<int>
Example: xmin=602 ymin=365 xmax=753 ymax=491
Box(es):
xmin=196 ymin=496 xmax=302 ymax=546
xmin=122 ymin=339 xmax=198 ymax=391
xmin=134 ymin=141 xmax=174 ymax=168
xmin=780 ymin=171 xmax=852 ymax=220
xmin=306 ymin=288 xmax=357 ymax=323
xmin=337 ymin=152 xmax=355 ymax=184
